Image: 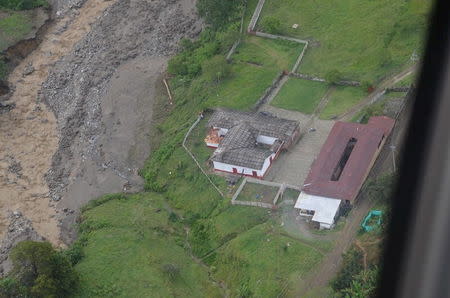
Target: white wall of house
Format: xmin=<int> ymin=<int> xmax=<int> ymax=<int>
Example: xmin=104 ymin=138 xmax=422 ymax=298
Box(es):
xmin=206 ymin=142 xmax=219 ymax=148
xmin=256 ymin=135 xmax=278 ymax=145
xmin=212 ymin=153 xmax=275 ymax=178
xmin=213 ymin=127 xmax=229 ymax=136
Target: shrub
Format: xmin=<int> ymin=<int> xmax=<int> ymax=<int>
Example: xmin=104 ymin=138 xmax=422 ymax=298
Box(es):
xmin=197 ymin=0 xmax=242 ymax=29
xmin=0 ymin=0 xmax=48 ymax=10
xmin=162 ymin=264 xmax=180 ymax=281
xmin=325 ymin=69 xmax=343 ymax=85
xmin=261 ymin=16 xmax=282 ymax=34
xmin=202 ymin=55 xmax=232 ymax=83
xmin=331 ymin=247 xmax=363 ymax=292
xmin=1 ymin=241 xmax=79 ymax=297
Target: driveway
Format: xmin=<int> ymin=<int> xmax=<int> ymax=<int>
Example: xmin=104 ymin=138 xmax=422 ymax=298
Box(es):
xmin=259 ymin=105 xmax=334 ymax=186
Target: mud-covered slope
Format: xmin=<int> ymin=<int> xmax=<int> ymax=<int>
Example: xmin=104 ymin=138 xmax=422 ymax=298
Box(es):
xmin=41 ymin=0 xmax=201 ymax=243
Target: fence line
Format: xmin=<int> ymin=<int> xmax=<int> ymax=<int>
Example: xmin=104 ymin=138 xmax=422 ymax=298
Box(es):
xmin=254 ymin=31 xmax=309 ymax=44
xmin=248 ymin=0 xmax=266 ymax=32
xmin=182 ymin=116 xmax=225 ymax=197
xmin=226 ymin=0 xmax=248 ymax=61
xmin=292 ymin=42 xmax=309 ymax=73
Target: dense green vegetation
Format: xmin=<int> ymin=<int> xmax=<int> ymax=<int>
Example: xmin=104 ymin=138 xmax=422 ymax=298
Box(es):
xmin=0 ymin=0 xmax=47 ymax=10
xmin=271 ymin=79 xmax=328 ymax=113
xmin=320 ymin=85 xmax=367 ymax=119
xmin=259 ymin=0 xmax=431 ymax=82
xmin=0 ymin=12 xmax=32 ymax=51
xmin=0 ymin=241 xmax=78 ymax=297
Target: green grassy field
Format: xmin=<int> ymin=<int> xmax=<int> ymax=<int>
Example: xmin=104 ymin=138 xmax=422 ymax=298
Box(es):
xmin=394 ymin=72 xmax=416 ymax=87
xmin=73 ymin=194 xmax=222 ymax=297
xmin=210 ymin=36 xmax=304 ymax=109
xmin=237 ymin=182 xmax=280 ymax=203
xmin=213 ymin=222 xmax=324 ymax=297
xmin=258 ymin=0 xmax=431 ymax=82
xmin=271 ymin=78 xmax=328 ymax=114
xmin=320 ymin=86 xmax=366 ymax=119
xmin=0 ymin=11 xmax=32 ymax=51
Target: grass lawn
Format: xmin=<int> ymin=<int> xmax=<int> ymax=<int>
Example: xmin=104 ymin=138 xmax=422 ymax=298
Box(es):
xmin=385 ymin=91 xmax=407 ymax=99
xmin=74 ymin=194 xmax=222 ymax=297
xmin=213 ymin=223 xmax=324 ymax=297
xmin=237 ymin=181 xmax=280 ymax=204
xmin=0 ymin=11 xmax=32 ymax=51
xmin=210 ymin=36 xmax=305 ymax=110
xmin=258 ymin=0 xmax=431 ymax=82
xmin=394 ymin=72 xmax=416 ymax=87
xmin=281 ymin=188 xmax=300 ymax=202
xmin=271 ymin=78 xmax=328 ymax=113
xmin=320 ymin=86 xmax=366 ymax=119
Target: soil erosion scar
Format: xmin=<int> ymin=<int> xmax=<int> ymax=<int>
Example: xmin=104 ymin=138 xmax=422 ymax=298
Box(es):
xmin=0 ymin=0 xmax=116 ymax=246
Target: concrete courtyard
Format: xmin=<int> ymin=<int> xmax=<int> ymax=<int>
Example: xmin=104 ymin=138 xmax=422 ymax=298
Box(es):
xmin=260 ymin=105 xmax=334 ymax=187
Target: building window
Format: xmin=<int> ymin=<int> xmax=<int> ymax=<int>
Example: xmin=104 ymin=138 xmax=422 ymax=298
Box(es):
xmin=331 ymin=137 xmax=357 ymax=181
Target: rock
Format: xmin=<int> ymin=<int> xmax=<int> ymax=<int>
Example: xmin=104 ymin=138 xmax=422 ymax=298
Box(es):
xmin=22 ymin=64 xmax=35 ymax=76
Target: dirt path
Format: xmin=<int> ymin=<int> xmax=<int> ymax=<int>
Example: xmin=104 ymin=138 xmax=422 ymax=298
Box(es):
xmin=338 ymin=64 xmax=417 ymax=121
xmin=0 ymin=0 xmax=116 ymax=245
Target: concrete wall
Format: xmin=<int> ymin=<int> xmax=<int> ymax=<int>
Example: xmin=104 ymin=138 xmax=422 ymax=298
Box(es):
xmin=213 ymin=153 xmax=275 ymax=178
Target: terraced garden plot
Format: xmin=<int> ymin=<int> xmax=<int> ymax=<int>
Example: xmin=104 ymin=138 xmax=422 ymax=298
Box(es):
xmin=320 ymin=86 xmax=366 ymax=120
xmin=237 ymin=181 xmax=280 ymax=204
xmin=210 ymin=36 xmax=304 ymax=110
xmin=271 ymin=79 xmax=328 ymax=114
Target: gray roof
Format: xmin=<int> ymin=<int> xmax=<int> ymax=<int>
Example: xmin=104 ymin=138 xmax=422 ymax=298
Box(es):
xmin=210 ymin=110 xmax=296 ymax=170
xmin=212 ymin=123 xmax=270 ymax=169
xmin=213 ymin=148 xmax=273 ymax=170
xmin=208 ymin=108 xmax=299 ymax=142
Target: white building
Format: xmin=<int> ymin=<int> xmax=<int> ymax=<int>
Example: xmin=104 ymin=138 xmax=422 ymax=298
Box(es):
xmin=205 ymin=109 xmax=300 ymax=179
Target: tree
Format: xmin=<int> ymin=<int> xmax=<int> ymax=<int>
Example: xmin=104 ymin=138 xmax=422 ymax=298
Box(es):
xmin=325 ymin=69 xmax=343 ymax=85
xmin=197 ymin=0 xmax=242 ymax=29
xmin=366 ymin=173 xmax=396 ymax=204
xmin=202 ymin=55 xmax=232 ymax=83
xmin=261 ymin=16 xmax=282 ymax=34
xmin=341 ymin=267 xmax=379 ymax=298
xmin=0 ymin=241 xmax=79 ymax=297
xmin=331 ymin=248 xmax=364 ymax=292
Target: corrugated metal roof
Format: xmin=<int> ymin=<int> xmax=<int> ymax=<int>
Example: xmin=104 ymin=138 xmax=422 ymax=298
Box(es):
xmin=208 ymin=108 xmax=299 ymax=142
xmin=302 ymin=116 xmax=395 ymax=201
xmin=294 ymin=192 xmax=341 ymax=225
xmin=212 ymin=123 xmax=272 ymax=169
xmin=209 ymin=109 xmax=299 ymax=170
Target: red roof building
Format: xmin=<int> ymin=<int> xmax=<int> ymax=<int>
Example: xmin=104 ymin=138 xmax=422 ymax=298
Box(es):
xmin=302 ymin=116 xmax=395 ymax=202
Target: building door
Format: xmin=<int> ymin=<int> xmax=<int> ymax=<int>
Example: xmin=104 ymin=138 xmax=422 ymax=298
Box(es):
xmin=252 ymin=171 xmax=258 ymax=177
xmin=232 ymin=168 xmax=238 ymax=174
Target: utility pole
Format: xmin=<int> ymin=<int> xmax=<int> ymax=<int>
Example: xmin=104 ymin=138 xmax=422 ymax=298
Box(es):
xmin=390 ymin=145 xmax=396 ymax=172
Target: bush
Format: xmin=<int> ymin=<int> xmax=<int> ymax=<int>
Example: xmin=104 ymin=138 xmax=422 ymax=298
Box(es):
xmin=261 ymin=16 xmax=282 ymax=34
xmin=331 ymin=247 xmax=363 ymax=292
xmin=1 ymin=241 xmax=79 ymax=297
xmin=325 ymin=69 xmax=343 ymax=85
xmin=162 ymin=264 xmax=180 ymax=281
xmin=197 ymin=0 xmax=242 ymax=29
xmin=202 ymin=55 xmax=232 ymax=83
xmin=0 ymin=0 xmax=48 ymax=10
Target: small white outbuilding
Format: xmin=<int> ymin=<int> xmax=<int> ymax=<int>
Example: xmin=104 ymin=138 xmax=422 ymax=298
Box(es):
xmin=294 ymin=192 xmax=342 ymax=229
